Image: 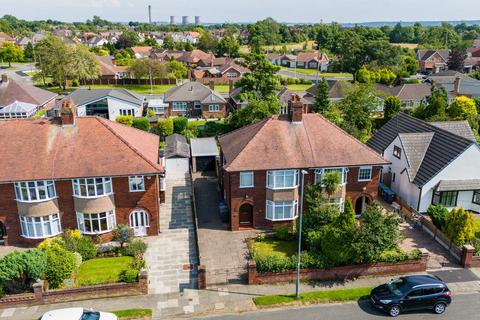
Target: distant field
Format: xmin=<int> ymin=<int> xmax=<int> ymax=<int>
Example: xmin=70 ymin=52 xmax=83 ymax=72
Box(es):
xmin=240 ymin=41 xmax=316 ymax=54
xmin=287 ymin=84 xmax=312 ymax=92
xmin=391 ymin=43 xmax=418 ymax=49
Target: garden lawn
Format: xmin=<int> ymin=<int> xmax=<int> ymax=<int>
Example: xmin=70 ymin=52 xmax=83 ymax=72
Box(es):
xmin=75 ymin=256 xmax=133 ymax=286
xmin=254 ymin=287 xmax=372 ymax=307
xmin=113 ymin=309 xmax=152 ymax=320
xmin=254 ymin=239 xmax=297 ymax=258
xmin=286 ymin=84 xmax=312 ymax=92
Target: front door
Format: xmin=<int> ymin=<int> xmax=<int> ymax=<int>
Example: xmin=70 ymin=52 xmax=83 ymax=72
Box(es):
xmin=129 ymin=210 xmax=149 ymax=236
xmin=355 ymin=196 xmax=370 ymax=215
xmin=239 ymin=203 xmax=253 ymax=227
xmin=0 ymin=222 xmax=5 ymax=244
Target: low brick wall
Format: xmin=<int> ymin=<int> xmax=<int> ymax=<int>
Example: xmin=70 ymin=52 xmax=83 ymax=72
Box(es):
xmin=248 ymin=252 xmax=429 ymax=285
xmin=0 ymin=271 xmax=148 ymax=307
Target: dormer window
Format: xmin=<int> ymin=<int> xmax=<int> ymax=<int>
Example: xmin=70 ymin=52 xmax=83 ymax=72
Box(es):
xmin=393 ymin=146 xmax=402 ymax=159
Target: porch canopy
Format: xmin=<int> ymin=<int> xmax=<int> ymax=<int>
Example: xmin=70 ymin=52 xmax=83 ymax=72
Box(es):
xmin=436 ymin=179 xmax=480 ymax=192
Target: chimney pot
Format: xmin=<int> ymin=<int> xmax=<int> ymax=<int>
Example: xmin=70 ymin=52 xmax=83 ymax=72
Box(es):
xmin=290 ymin=94 xmax=303 ymax=123
xmin=59 ymin=99 xmax=76 ymax=126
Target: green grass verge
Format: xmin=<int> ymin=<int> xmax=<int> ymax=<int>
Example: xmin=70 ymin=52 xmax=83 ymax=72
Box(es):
xmin=75 ymin=256 xmax=133 ymax=286
xmin=254 ymin=239 xmax=297 ymax=258
xmin=112 ymin=308 xmax=152 ymax=319
xmin=286 ymin=84 xmax=312 ymax=92
xmin=254 ymin=287 xmax=372 ymax=307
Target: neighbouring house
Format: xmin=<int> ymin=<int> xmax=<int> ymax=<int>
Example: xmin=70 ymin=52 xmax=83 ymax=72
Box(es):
xmin=0 ymin=32 xmax=13 ymax=45
xmin=277 ymin=87 xmax=312 ymax=114
xmin=97 ymin=55 xmax=129 ymax=80
xmin=193 ymin=62 xmax=249 ymax=80
xmin=266 ymin=53 xmax=281 ymax=65
xmin=416 ymin=49 xmax=450 ymax=74
xmin=304 ymin=80 xmax=353 ymax=104
xmin=169 ymin=31 xmax=201 ymax=44
xmin=52 ymin=88 xmax=144 ymax=120
xmin=149 ymin=49 xmax=184 ymax=62
xmin=163 ymin=82 xmax=227 ymax=118
xmin=218 ymin=101 xmax=389 ymax=230
xmin=131 ymin=46 xmax=153 ymax=59
xmin=177 ymin=50 xmax=216 ymax=67
xmin=146 ymin=95 xmax=168 ymax=117
xmin=430 ymin=73 xmax=480 ymax=98
xmin=376 ymin=83 xmax=433 ymax=109
xmin=0 ymin=74 xmax=57 ymax=119
xmin=0 ymin=102 xmax=164 ymax=246
xmin=86 ymin=36 xmax=108 ymax=48
xmin=367 ymin=112 xmax=480 ymax=214
xmin=295 ymin=52 xmax=329 ymax=71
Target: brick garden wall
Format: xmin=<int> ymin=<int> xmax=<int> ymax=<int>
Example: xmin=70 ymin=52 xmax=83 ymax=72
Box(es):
xmin=247 ymin=252 xmax=429 ymax=285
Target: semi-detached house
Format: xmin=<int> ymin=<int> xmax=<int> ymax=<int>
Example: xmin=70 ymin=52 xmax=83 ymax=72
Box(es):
xmin=0 ymin=102 xmax=164 ymax=246
xmin=218 ymin=100 xmax=388 ymax=230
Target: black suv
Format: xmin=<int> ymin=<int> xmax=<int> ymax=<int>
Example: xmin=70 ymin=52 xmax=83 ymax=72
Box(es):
xmin=370 ymin=275 xmax=452 ymax=317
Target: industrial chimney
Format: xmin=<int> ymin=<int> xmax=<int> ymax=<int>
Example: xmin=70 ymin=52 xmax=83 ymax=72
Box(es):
xmin=195 ymin=16 xmax=201 ymax=25
xmin=170 ymin=16 xmax=175 ymax=25
xmin=182 ymin=16 xmax=189 ymax=25
xmin=148 ymin=5 xmax=152 ymax=24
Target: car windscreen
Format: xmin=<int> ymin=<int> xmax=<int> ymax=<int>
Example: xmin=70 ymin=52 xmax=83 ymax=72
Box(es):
xmin=81 ymin=311 xmax=101 ymax=320
xmin=387 ymin=278 xmax=410 ymax=296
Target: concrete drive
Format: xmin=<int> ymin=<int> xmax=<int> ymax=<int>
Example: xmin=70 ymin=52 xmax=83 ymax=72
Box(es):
xmin=193 ymin=172 xmax=255 ymax=285
xmin=145 ymin=176 xmax=198 ymax=294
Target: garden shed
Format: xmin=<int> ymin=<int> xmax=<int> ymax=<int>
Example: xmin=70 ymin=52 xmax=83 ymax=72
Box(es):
xmin=165 ymin=133 xmax=190 ymax=178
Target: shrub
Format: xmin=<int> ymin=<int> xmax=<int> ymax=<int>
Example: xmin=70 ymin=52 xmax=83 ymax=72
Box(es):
xmin=427 ymin=205 xmax=449 ymax=231
xmin=305 ymin=230 xmax=322 ymax=252
xmin=119 ymin=269 xmax=139 ymax=283
xmin=146 ymin=108 xmax=155 ymax=118
xmin=43 ymin=247 xmax=77 ymax=289
xmin=75 ymin=237 xmax=97 ymax=260
xmin=121 ymin=239 xmax=148 ymax=257
xmin=112 ymin=224 xmax=133 ymax=248
xmin=129 ymin=257 xmax=147 ymax=271
xmin=320 ymin=225 xmax=355 ymax=265
xmin=375 ymin=249 xmax=422 ymax=263
xmin=132 ymin=117 xmax=150 ymax=131
xmin=444 ymin=208 xmax=475 ymax=246
xmin=115 ymin=115 xmax=134 ymax=126
xmin=46 ymin=230 xmax=96 ymax=261
xmin=173 ymin=117 xmax=188 ymax=134
xmin=256 ymin=233 xmax=266 ymax=242
xmin=0 ymin=249 xmax=47 ymax=293
xmin=274 ymin=225 xmax=293 ymax=241
xmin=157 ymin=118 xmax=174 ymax=137
xmin=72 ymin=252 xmax=83 ymax=271
xmin=255 ymin=252 xmax=331 ymax=273
xmin=71 ymin=79 xmax=80 ymax=87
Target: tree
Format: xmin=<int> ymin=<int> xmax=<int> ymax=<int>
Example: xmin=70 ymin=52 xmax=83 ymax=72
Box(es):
xmin=227 ymin=94 xmax=280 ymax=129
xmin=448 ymin=96 xmax=478 ymax=119
xmin=162 ymin=35 xmax=175 ymax=50
xmin=417 ymin=85 xmax=448 ymax=120
xmin=444 ymin=208 xmax=475 ymax=246
xmin=447 ymin=49 xmax=465 ymax=71
xmin=235 ymin=52 xmax=281 ymax=98
xmin=356 ymin=66 xmax=372 ymax=83
xmin=128 ymin=58 xmax=167 ymax=79
xmin=384 ymin=96 xmax=402 ymax=122
xmin=216 ymin=36 xmax=240 ymax=57
xmin=166 ymin=60 xmax=187 ymax=79
xmin=116 ymin=115 xmax=134 ymax=126
xmin=143 ymin=37 xmax=158 ymax=47
xmin=115 ymin=32 xmax=138 ymax=49
xmin=341 ymin=197 xmax=356 ymax=228
xmin=427 ymin=205 xmax=449 ymax=231
xmin=42 ymin=246 xmax=77 ymax=289
xmin=132 ymin=117 xmax=150 ymax=131
xmin=0 ymin=41 xmax=23 ymax=67
xmin=114 ymin=49 xmax=133 ymax=66
xmin=332 ymin=30 xmax=365 ymax=75
xmin=112 ymin=224 xmax=133 ymax=248
xmin=401 ymin=55 xmax=419 ymax=75
xmin=313 ymin=77 xmax=330 ymax=113
xmin=322 ymin=171 xmax=341 ymax=199
xmin=197 ymin=31 xmax=218 ymax=52
xmin=23 ymin=41 xmax=34 ymax=60
xmin=68 ymin=44 xmax=100 ymax=83
xmin=0 ymin=250 xmax=47 ymax=293
xmin=173 ymin=117 xmax=188 ymax=134
xmin=157 ymin=118 xmax=174 ymax=137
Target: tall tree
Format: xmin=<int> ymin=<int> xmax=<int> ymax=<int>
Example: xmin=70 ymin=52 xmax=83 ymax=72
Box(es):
xmin=235 ymin=52 xmax=281 ymax=98
xmin=0 ymin=41 xmax=23 ymax=67
xmin=384 ymin=96 xmax=402 ymax=122
xmin=447 ymin=49 xmax=465 ymax=71
xmin=128 ymin=58 xmax=167 ymax=79
xmin=313 ymin=77 xmax=330 ymax=113
xmin=216 ymin=36 xmax=240 ymax=57
xmin=197 ymin=31 xmax=218 ymax=52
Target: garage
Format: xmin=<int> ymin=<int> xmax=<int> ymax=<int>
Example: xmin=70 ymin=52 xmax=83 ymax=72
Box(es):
xmin=165 ymin=134 xmax=191 ymax=179
xmin=190 ymin=137 xmax=220 ymax=173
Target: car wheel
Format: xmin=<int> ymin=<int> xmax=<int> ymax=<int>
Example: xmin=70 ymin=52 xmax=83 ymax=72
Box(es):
xmin=434 ymin=302 xmax=446 ymax=314
xmin=389 ymin=305 xmax=401 ymax=317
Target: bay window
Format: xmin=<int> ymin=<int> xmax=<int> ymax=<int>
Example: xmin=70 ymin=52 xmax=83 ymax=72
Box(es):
xmin=15 ymin=180 xmax=56 ymax=202
xmin=266 ymin=200 xmax=298 ymax=221
xmin=20 ymin=213 xmax=61 ymax=239
xmin=172 ymin=102 xmax=187 ymax=112
xmin=76 ymin=211 xmax=116 ymax=234
xmin=314 ymin=168 xmax=347 ymax=185
xmin=267 ymin=170 xmax=298 ymax=189
xmin=72 ymin=177 xmax=112 ymax=198
xmin=129 ymin=175 xmax=145 ymax=192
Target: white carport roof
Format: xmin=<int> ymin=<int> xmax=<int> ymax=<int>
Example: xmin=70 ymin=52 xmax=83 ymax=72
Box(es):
xmin=190 ymin=137 xmax=219 ymax=157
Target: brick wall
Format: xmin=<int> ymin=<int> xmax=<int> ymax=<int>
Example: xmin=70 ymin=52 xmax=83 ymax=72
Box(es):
xmin=200 ymin=103 xmax=227 ymax=119
xmin=248 ymin=252 xmax=429 ymax=285
xmin=0 ymin=176 xmax=160 ymax=246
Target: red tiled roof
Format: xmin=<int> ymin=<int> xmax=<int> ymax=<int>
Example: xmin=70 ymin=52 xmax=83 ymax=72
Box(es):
xmin=0 ymin=117 xmax=162 ymax=182
xmin=131 ymin=46 xmax=152 ymax=54
xmin=218 ymin=114 xmax=387 ymax=172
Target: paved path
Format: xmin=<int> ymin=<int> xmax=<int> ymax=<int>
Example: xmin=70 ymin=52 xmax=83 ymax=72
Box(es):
xmin=193 ymin=172 xmax=255 ymax=286
xmin=145 ymin=176 xmax=198 ymax=295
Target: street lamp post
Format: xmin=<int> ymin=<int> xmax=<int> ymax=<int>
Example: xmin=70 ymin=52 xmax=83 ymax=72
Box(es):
xmin=295 ymin=170 xmax=308 ymax=298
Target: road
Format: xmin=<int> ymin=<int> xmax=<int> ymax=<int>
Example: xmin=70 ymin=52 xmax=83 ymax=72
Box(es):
xmin=278 ymin=69 xmax=353 ymax=82
xmin=0 ymin=62 xmax=36 ymax=85
xmin=194 ymin=293 xmax=479 ymax=320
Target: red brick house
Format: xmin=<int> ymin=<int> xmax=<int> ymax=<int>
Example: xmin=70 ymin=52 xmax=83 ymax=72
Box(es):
xmin=218 ymin=102 xmax=388 ymax=230
xmin=416 ymin=49 xmax=450 ymax=74
xmin=0 ymin=103 xmax=164 ymax=246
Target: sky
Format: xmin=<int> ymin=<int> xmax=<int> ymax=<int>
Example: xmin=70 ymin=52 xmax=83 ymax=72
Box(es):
xmin=1 ymin=0 xmax=480 ymax=24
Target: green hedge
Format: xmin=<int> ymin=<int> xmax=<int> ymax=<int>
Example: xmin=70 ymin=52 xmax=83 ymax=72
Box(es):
xmin=255 ymin=252 xmax=332 ymax=273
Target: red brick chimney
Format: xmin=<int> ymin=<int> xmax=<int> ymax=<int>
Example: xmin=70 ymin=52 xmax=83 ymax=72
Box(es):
xmin=59 ymin=99 xmax=76 ymax=126
xmin=1 ymin=74 xmax=7 ymax=83
xmin=454 ymin=76 xmax=461 ymax=95
xmin=290 ymin=94 xmax=303 ymax=123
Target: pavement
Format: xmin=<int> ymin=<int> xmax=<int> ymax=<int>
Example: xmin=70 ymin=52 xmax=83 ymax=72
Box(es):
xmin=3 ymin=268 xmax=480 ymax=319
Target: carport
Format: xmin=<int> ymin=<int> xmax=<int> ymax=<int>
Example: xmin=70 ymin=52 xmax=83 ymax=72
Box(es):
xmin=190 ymin=137 xmax=220 ymax=173
xmin=165 ymin=133 xmax=191 ymax=179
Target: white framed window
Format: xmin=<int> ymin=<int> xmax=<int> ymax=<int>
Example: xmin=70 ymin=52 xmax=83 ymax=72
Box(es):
xmin=314 ymin=168 xmax=347 ymax=185
xmin=129 ymin=175 xmax=145 ymax=192
xmin=227 ymin=73 xmax=238 ymax=78
xmin=267 ymin=170 xmax=298 ymax=189
xmin=160 ymin=177 xmax=166 ymax=191
xmin=15 ymin=180 xmax=56 ymax=202
xmin=76 ymin=211 xmax=116 ymax=234
xmin=208 ymin=104 xmax=220 ymax=112
xmin=120 ymin=109 xmax=135 ymax=116
xmin=172 ymin=102 xmax=187 ymax=111
xmin=239 ymin=172 xmax=254 ymax=188
xmin=327 ymin=197 xmax=345 ymax=211
xmin=194 ymin=101 xmax=201 ymax=109
xmin=20 ymin=213 xmax=61 ymax=239
xmin=266 ymin=200 xmax=298 ymax=221
xmin=129 ymin=210 xmax=150 ymax=228
xmin=358 ymin=166 xmax=372 ymax=182
xmin=72 ymin=177 xmax=113 ymax=198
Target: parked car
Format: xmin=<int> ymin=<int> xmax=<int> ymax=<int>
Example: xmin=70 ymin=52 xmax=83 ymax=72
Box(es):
xmin=370 ymin=275 xmax=452 ymax=317
xmin=40 ymin=308 xmax=118 ymax=320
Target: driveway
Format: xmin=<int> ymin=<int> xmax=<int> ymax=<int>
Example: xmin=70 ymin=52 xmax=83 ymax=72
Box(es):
xmin=144 ymin=176 xmax=198 ymax=294
xmin=193 ymin=172 xmax=256 ymax=286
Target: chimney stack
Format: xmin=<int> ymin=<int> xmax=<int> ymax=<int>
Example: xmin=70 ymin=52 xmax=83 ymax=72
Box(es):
xmin=1 ymin=74 xmax=7 ymax=83
xmin=59 ymin=99 xmax=76 ymax=126
xmin=290 ymin=94 xmax=303 ymax=123
xmin=453 ymin=76 xmax=461 ymax=95
xmin=209 ymin=80 xmax=215 ymax=91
